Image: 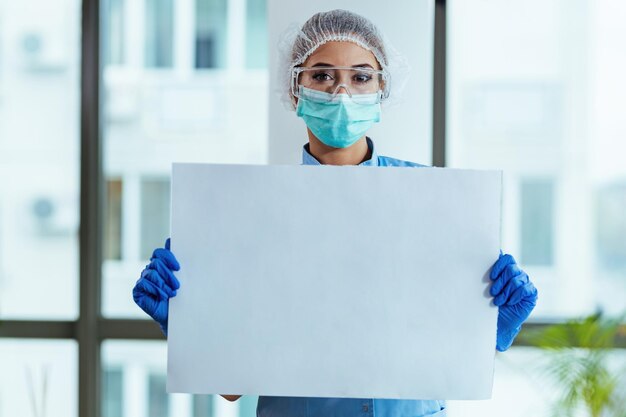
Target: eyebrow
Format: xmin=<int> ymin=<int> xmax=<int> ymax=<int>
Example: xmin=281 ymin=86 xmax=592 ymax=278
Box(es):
xmin=311 ymin=62 xmax=375 ymax=69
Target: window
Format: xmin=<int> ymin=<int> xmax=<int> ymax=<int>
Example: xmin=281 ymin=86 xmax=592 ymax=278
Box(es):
xmin=448 ymin=0 xmax=626 ymax=318
xmin=447 ymin=346 xmax=626 ymax=417
xmin=145 ymin=0 xmax=174 ymax=68
xmin=0 ymin=340 xmax=77 ymax=417
xmin=0 ymin=0 xmax=80 ymax=320
xmin=596 ymin=183 xmax=626 ymax=272
xmin=103 ymin=368 xmax=124 ymax=417
xmin=105 ymin=179 xmax=123 ymax=260
xmin=104 ymin=0 xmax=125 ymax=65
xmin=195 ymin=0 xmax=228 ymax=68
xmin=245 ymin=0 xmax=268 ymax=69
xmin=102 ymin=341 xmax=249 ymax=417
xmin=102 ymin=0 xmax=271 ymax=319
xmin=520 ymin=179 xmax=554 ymax=266
xmin=140 ymin=178 xmax=170 ymax=260
xmin=148 ymin=372 xmax=169 ymax=417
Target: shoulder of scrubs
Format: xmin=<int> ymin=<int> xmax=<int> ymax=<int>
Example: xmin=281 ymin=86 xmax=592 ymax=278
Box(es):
xmin=301 ymin=137 xmax=429 ymax=168
xmin=377 ymin=155 xmax=428 ymax=167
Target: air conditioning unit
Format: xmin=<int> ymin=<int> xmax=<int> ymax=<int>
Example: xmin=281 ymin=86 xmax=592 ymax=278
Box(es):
xmin=31 ymin=195 xmax=77 ymax=236
xmin=20 ymin=28 xmax=67 ymax=72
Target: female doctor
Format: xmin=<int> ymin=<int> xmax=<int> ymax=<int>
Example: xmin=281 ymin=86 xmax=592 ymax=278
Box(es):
xmin=133 ymin=9 xmax=538 ymax=417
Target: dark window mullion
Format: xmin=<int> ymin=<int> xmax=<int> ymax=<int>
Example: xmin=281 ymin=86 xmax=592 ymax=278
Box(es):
xmin=432 ymin=0 xmax=447 ymax=167
xmin=79 ymin=0 xmax=103 ymax=416
xmin=0 ymin=321 xmax=76 ymax=339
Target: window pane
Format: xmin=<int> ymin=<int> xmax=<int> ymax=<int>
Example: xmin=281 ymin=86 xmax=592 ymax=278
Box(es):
xmin=103 ymin=367 xmax=124 ymax=417
xmin=104 ymin=0 xmax=125 ymax=66
xmin=448 ymin=0 xmax=626 ymax=318
xmin=596 ymin=183 xmax=626 ymax=271
xmin=145 ymin=0 xmax=173 ymax=68
xmin=447 ymin=346 xmax=626 ymax=416
xmin=102 ymin=341 xmax=250 ymax=417
xmin=105 ymin=179 xmax=123 ymax=260
xmin=0 ymin=340 xmax=77 ymax=417
xmin=0 ymin=0 xmax=79 ymax=319
xmin=195 ymin=0 xmax=228 ymax=69
xmin=102 ymin=0 xmax=269 ymax=317
xmin=520 ymin=179 xmax=554 ymax=266
xmin=140 ymin=178 xmax=170 ymax=260
xmin=148 ymin=372 xmax=169 ymax=417
xmin=245 ymin=0 xmax=267 ymax=69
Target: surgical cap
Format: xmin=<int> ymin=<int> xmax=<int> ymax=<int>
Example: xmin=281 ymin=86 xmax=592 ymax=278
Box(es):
xmin=278 ymin=9 xmax=410 ymax=110
xmin=291 ymin=9 xmax=388 ymax=72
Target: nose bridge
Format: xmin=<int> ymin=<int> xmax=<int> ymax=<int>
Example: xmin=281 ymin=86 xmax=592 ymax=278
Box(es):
xmin=335 ymin=68 xmax=353 ymax=90
xmin=331 ymin=83 xmax=352 ymax=98
xmin=331 ymin=69 xmax=352 ymax=96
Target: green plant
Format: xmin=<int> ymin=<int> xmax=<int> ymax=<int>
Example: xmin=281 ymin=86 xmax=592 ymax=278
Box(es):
xmin=521 ymin=312 xmax=626 ymax=417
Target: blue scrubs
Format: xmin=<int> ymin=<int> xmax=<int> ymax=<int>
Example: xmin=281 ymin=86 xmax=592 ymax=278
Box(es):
xmin=256 ymin=138 xmax=446 ymax=417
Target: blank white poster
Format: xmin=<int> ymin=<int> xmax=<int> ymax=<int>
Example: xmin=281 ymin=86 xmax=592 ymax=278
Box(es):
xmin=167 ymin=163 xmax=501 ymax=400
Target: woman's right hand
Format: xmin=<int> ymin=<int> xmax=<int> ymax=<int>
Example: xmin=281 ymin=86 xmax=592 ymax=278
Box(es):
xmin=132 ymin=238 xmax=181 ymax=335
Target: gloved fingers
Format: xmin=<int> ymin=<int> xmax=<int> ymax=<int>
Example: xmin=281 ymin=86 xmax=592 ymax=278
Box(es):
xmin=141 ymin=268 xmax=176 ymax=298
xmin=490 ymin=262 xmax=523 ymax=296
xmin=490 ymin=253 xmax=517 ymax=280
xmin=133 ymin=278 xmax=169 ymax=302
xmin=148 ymin=258 xmax=181 ymax=290
xmin=151 ymin=247 xmax=180 ymax=271
xmin=508 ymin=281 xmax=538 ymax=306
xmin=138 ymin=269 xmax=172 ymax=299
xmin=519 ymin=292 xmax=538 ymax=311
xmin=494 ymin=272 xmax=528 ymax=306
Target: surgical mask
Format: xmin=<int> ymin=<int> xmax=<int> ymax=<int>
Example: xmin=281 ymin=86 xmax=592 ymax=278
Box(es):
xmin=296 ymin=86 xmax=381 ymax=149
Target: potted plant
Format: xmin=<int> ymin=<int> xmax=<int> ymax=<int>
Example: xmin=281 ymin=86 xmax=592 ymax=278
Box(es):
xmin=521 ymin=312 xmax=626 ymax=417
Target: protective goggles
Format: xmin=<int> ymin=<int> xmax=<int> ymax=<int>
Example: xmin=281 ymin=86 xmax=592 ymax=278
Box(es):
xmin=291 ymin=66 xmax=390 ymax=103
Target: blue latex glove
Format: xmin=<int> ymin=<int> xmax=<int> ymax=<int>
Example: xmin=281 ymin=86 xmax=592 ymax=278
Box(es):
xmin=132 ymin=238 xmax=180 ymax=336
xmin=490 ymin=252 xmax=538 ymax=351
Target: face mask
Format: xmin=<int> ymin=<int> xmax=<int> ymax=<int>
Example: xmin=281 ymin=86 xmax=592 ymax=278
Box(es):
xmin=296 ymin=87 xmax=381 ymax=149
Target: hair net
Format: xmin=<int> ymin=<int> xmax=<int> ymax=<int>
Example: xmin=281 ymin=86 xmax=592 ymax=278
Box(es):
xmin=277 ymin=9 xmax=411 ymax=110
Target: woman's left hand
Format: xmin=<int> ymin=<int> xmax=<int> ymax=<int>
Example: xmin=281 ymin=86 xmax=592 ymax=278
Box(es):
xmin=490 ymin=252 xmax=538 ymax=351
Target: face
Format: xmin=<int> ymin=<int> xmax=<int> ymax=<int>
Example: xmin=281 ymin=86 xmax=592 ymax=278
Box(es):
xmin=296 ymin=41 xmax=384 ymax=100
xmin=295 ymin=41 xmax=384 ymax=152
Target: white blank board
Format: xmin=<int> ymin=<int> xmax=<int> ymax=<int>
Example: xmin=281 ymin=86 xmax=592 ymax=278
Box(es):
xmin=167 ymin=164 xmax=502 ymax=400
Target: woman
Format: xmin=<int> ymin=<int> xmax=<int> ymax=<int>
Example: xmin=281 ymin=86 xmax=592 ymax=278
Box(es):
xmin=133 ymin=9 xmax=538 ymax=417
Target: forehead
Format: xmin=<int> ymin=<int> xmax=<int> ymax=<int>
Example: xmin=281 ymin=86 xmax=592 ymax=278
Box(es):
xmin=303 ymin=41 xmax=380 ymax=69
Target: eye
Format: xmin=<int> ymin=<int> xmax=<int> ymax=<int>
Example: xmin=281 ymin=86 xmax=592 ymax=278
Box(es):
xmin=311 ymin=71 xmax=334 ymax=82
xmin=353 ymin=72 xmax=373 ymax=83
